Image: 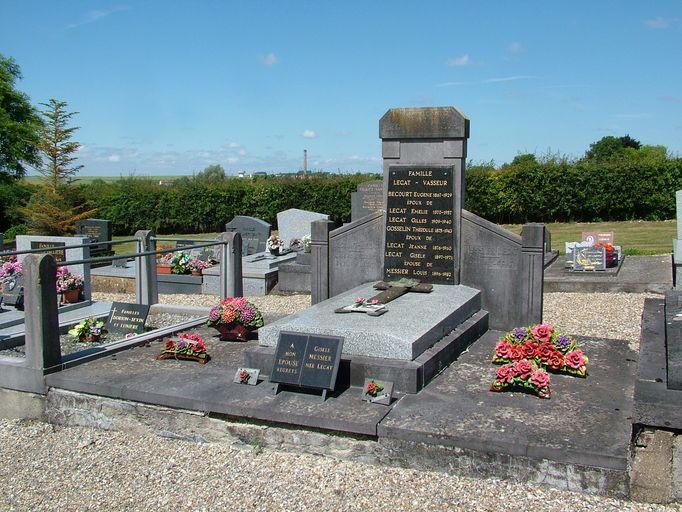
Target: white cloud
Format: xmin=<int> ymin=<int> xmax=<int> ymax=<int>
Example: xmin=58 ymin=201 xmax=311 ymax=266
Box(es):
xmin=447 ymin=54 xmax=470 ymax=66
xmin=68 ymin=6 xmax=130 ymax=29
xmin=508 ymin=42 xmax=526 ymax=54
xmin=107 ymin=155 xmax=121 ymax=162
xmin=302 ymin=129 xmax=317 ymax=139
xmin=260 ymin=53 xmax=279 ymax=66
xmin=645 ymin=16 xmax=670 ymax=29
xmin=437 ymin=75 xmax=537 ymax=87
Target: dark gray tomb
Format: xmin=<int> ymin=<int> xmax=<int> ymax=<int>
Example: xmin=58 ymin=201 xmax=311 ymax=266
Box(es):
xmin=351 ymin=181 xmax=383 ymax=221
xmin=76 ymin=218 xmax=113 ymax=258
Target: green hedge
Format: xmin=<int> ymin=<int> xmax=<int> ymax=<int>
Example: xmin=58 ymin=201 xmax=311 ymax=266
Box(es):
xmin=82 ymin=175 xmax=372 ymax=235
xmin=465 ymin=158 xmax=682 ymax=223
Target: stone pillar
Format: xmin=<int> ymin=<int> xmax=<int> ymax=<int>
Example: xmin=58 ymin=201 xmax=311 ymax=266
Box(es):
xmin=134 ymin=230 xmax=158 ymax=305
xmin=674 ymin=191 xmax=682 ymax=289
xmin=23 ymin=254 xmax=61 ymax=374
xmin=219 ymin=232 xmax=243 ymax=298
xmin=380 ymin=107 xmax=469 ymax=284
xmin=311 ymin=219 xmax=334 ymax=304
xmin=520 ymin=223 xmax=545 ymax=325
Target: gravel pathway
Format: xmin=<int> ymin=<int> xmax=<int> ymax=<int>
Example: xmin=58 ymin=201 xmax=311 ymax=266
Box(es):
xmin=0 ymin=291 xmax=675 ymax=510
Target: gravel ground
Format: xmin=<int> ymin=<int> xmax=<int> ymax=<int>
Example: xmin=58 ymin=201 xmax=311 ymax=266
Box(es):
xmin=0 ymin=290 xmax=675 ymax=511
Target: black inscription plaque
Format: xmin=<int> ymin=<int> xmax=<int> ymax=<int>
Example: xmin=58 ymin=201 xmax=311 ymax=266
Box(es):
xmin=30 ymin=241 xmax=66 ymax=262
xmin=106 ymin=302 xmax=150 ymax=336
xmin=384 ymin=166 xmax=455 ymax=285
xmin=271 ymin=331 xmax=344 ymax=395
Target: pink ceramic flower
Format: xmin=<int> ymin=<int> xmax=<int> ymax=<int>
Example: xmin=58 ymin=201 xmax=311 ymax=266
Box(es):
xmin=495 ymin=340 xmax=513 ymax=359
xmin=565 ymin=350 xmax=586 ymax=369
xmin=495 ymin=365 xmax=514 ymax=383
xmin=512 ymin=360 xmax=533 ymax=380
xmin=531 ymin=324 xmax=553 ymax=343
xmin=531 ymin=370 xmax=550 ymax=389
xmin=521 ymin=340 xmax=538 ymax=359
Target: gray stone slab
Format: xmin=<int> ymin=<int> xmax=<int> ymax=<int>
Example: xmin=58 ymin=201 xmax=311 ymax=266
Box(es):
xmin=667 ymin=292 xmax=682 ymax=390
xmin=351 ymin=181 xmax=383 ymax=222
xmin=44 ymin=328 xmax=391 ymax=436
xmin=277 ymin=262 xmax=311 ymax=293
xmin=277 ymin=208 xmax=328 ymax=249
xmin=380 ymin=330 xmax=636 ymax=472
xmin=258 ymin=282 xmax=480 ymax=360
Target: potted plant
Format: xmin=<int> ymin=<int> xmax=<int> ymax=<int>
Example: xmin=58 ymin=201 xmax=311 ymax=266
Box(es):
xmin=187 ymin=257 xmax=210 ymax=276
xmin=156 ymin=250 xmax=173 ymax=274
xmin=56 ymin=266 xmax=84 ymax=304
xmin=68 ymin=317 xmax=107 ymax=343
xmin=266 ymin=235 xmax=285 ymax=256
xmin=169 ymin=251 xmax=191 ymax=274
xmin=207 ymin=296 xmax=264 ymax=341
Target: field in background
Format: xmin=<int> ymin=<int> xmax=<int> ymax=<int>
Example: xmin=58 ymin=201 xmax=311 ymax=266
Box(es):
xmin=502 ymin=220 xmax=676 ymax=255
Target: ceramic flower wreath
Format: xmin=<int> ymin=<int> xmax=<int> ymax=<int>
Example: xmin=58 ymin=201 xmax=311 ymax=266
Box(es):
xmin=492 ymin=323 xmax=588 ymax=377
xmin=157 ymin=332 xmax=209 ymax=364
xmin=490 ymin=359 xmax=551 ymax=399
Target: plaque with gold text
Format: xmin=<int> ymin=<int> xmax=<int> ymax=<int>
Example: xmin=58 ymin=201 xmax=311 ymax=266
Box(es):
xmin=30 ymin=241 xmax=66 ymax=263
xmin=384 ymin=166 xmax=455 ymax=285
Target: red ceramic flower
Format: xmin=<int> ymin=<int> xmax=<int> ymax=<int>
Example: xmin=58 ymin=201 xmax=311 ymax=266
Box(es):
xmin=509 ymin=346 xmax=523 ymax=361
xmin=194 ymin=341 xmax=206 ymax=353
xmin=547 ymin=352 xmax=565 ymax=371
xmin=164 ymin=339 xmax=175 ymax=350
xmin=495 ymin=340 xmax=513 ymax=359
xmin=531 ymin=324 xmax=553 ymax=343
xmin=495 ymin=365 xmax=514 ymax=383
xmin=531 ymin=370 xmax=550 ymax=389
xmin=537 ymin=343 xmax=554 ymax=362
xmin=565 ymin=350 xmax=585 ymax=369
xmin=366 ymin=382 xmax=377 ymax=396
xmin=521 ymin=340 xmax=538 ymax=359
xmin=512 ymin=360 xmax=534 ymax=380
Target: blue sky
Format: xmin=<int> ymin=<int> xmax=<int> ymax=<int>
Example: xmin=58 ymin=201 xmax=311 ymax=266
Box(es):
xmin=2 ymin=1 xmax=681 ymax=176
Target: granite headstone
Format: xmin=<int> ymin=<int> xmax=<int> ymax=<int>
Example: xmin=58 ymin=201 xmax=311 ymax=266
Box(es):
xmin=75 ymin=218 xmax=112 ymax=256
xmin=277 ymin=208 xmax=329 ymax=249
xmin=351 ymin=181 xmax=384 ymax=221
xmin=225 ymin=216 xmax=272 ymax=255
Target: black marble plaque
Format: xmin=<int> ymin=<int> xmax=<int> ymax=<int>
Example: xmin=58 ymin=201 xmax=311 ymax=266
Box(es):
xmin=572 ymin=247 xmax=606 ymax=271
xmin=271 ymin=331 xmax=344 ymax=391
xmin=106 ymin=302 xmax=150 ymax=336
xmin=384 ymin=166 xmax=455 ymax=285
xmin=76 ymin=218 xmax=112 ymax=255
xmin=30 ymin=241 xmax=66 ymax=262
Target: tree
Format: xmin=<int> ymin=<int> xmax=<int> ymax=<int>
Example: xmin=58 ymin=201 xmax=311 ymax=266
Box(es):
xmin=583 ymin=135 xmax=642 ymax=162
xmin=196 ymin=164 xmax=226 ymax=182
xmin=0 ymin=54 xmax=42 ymax=182
xmin=19 ymin=99 xmax=95 ymax=235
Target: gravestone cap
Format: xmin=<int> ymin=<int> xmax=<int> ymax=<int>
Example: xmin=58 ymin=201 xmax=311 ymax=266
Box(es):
xmin=380 ymin=107 xmax=469 ymax=139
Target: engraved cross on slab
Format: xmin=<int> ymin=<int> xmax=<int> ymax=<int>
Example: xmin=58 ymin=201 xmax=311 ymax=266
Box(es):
xmin=334 ymin=278 xmax=433 ymax=316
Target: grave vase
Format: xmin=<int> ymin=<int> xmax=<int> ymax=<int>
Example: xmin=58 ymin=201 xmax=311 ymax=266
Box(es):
xmin=269 ymin=247 xmax=281 ymax=256
xmin=79 ymin=334 xmax=101 ymax=343
xmin=191 ymin=270 xmax=202 ymax=276
xmin=156 ymin=264 xmax=172 ymax=274
xmin=61 ymin=289 xmax=81 ymax=304
xmin=215 ymin=323 xmax=252 ymax=342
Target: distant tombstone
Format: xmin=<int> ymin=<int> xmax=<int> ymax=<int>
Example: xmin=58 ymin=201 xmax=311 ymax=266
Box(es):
xmin=573 ymin=246 xmax=606 ymax=271
xmin=2 ymin=274 xmax=24 ymax=310
xmin=75 ymin=218 xmax=112 ymax=256
xmin=351 ymin=181 xmax=384 ymax=221
xmin=225 ymin=216 xmax=271 ymax=255
xmin=270 ymin=331 xmax=344 ymax=400
xmin=106 ymin=302 xmax=150 ymax=337
xmin=277 ymin=209 xmax=329 ymax=249
xmin=582 ymin=231 xmax=614 ymax=245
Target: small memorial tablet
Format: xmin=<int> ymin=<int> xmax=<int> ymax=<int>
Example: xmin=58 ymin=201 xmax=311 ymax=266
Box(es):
xmin=106 ymin=302 xmax=150 ymax=337
xmin=572 ymin=247 xmax=606 ymax=271
xmin=361 ymin=378 xmax=394 ymax=405
xmin=271 ymin=331 xmax=344 ymax=400
xmin=2 ymin=275 xmax=24 ymax=309
xmin=234 ymin=367 xmax=260 ymax=386
xmin=30 ymin=241 xmax=66 ymax=262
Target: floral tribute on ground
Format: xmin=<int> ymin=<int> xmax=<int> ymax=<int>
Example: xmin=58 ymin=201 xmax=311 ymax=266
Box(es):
xmin=490 ymin=323 xmax=589 ymax=399
xmin=156 ymin=332 xmax=209 ymax=364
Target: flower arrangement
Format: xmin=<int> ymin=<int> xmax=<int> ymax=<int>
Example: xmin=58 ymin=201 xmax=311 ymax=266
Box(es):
xmin=0 ymin=256 xmax=22 ymax=283
xmin=56 ymin=266 xmax=84 ymax=292
xmin=354 ymin=296 xmax=380 ymax=307
xmin=187 ymin=258 xmax=210 ymax=273
xmin=68 ymin=317 xmax=107 ymax=342
xmin=266 ymin=235 xmax=284 ymax=253
xmin=301 ymin=234 xmax=312 ymax=253
xmin=492 ymin=323 xmax=588 ymax=377
xmin=490 ymin=360 xmax=551 ymax=399
xmin=169 ymin=251 xmax=191 ymax=274
xmin=207 ymin=296 xmax=264 ymax=329
xmin=156 ymin=332 xmax=209 ymax=364
xmin=365 ymin=379 xmax=385 ymax=397
xmin=593 ymin=242 xmax=619 ymax=267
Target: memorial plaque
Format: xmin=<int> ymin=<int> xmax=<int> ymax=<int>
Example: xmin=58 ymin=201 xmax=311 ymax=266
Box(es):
xmin=106 ymin=302 xmax=150 ymax=336
xmin=384 ymin=166 xmax=455 ymax=285
xmin=351 ymin=181 xmax=384 ymax=221
xmin=1 ymin=274 xmax=24 ymax=309
xmin=233 ymin=367 xmax=261 ymax=386
xmin=271 ymin=331 xmax=344 ymax=393
xmin=572 ymin=247 xmax=606 ymax=271
xmin=76 ymin=218 xmax=112 ymax=255
xmin=30 ymin=241 xmax=66 ymax=262
xmin=582 ymin=231 xmax=614 ymax=246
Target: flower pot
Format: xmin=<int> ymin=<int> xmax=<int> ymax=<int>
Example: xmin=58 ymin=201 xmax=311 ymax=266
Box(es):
xmin=269 ymin=248 xmax=280 ymax=256
xmin=157 ymin=264 xmax=172 ymax=274
xmin=79 ymin=334 xmax=101 ymax=343
xmin=191 ymin=270 xmax=202 ymax=276
xmin=215 ymin=323 xmax=253 ymax=342
xmin=61 ymin=289 xmax=81 ymax=304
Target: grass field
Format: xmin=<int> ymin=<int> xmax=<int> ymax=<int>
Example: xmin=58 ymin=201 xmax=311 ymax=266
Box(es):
xmin=502 ymin=220 xmax=676 ymax=255
xmin=22 ymin=175 xmax=183 ymax=185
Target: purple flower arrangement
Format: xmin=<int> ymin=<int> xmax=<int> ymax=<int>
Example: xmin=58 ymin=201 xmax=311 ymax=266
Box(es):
xmin=206 ymin=296 xmax=264 ymax=329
